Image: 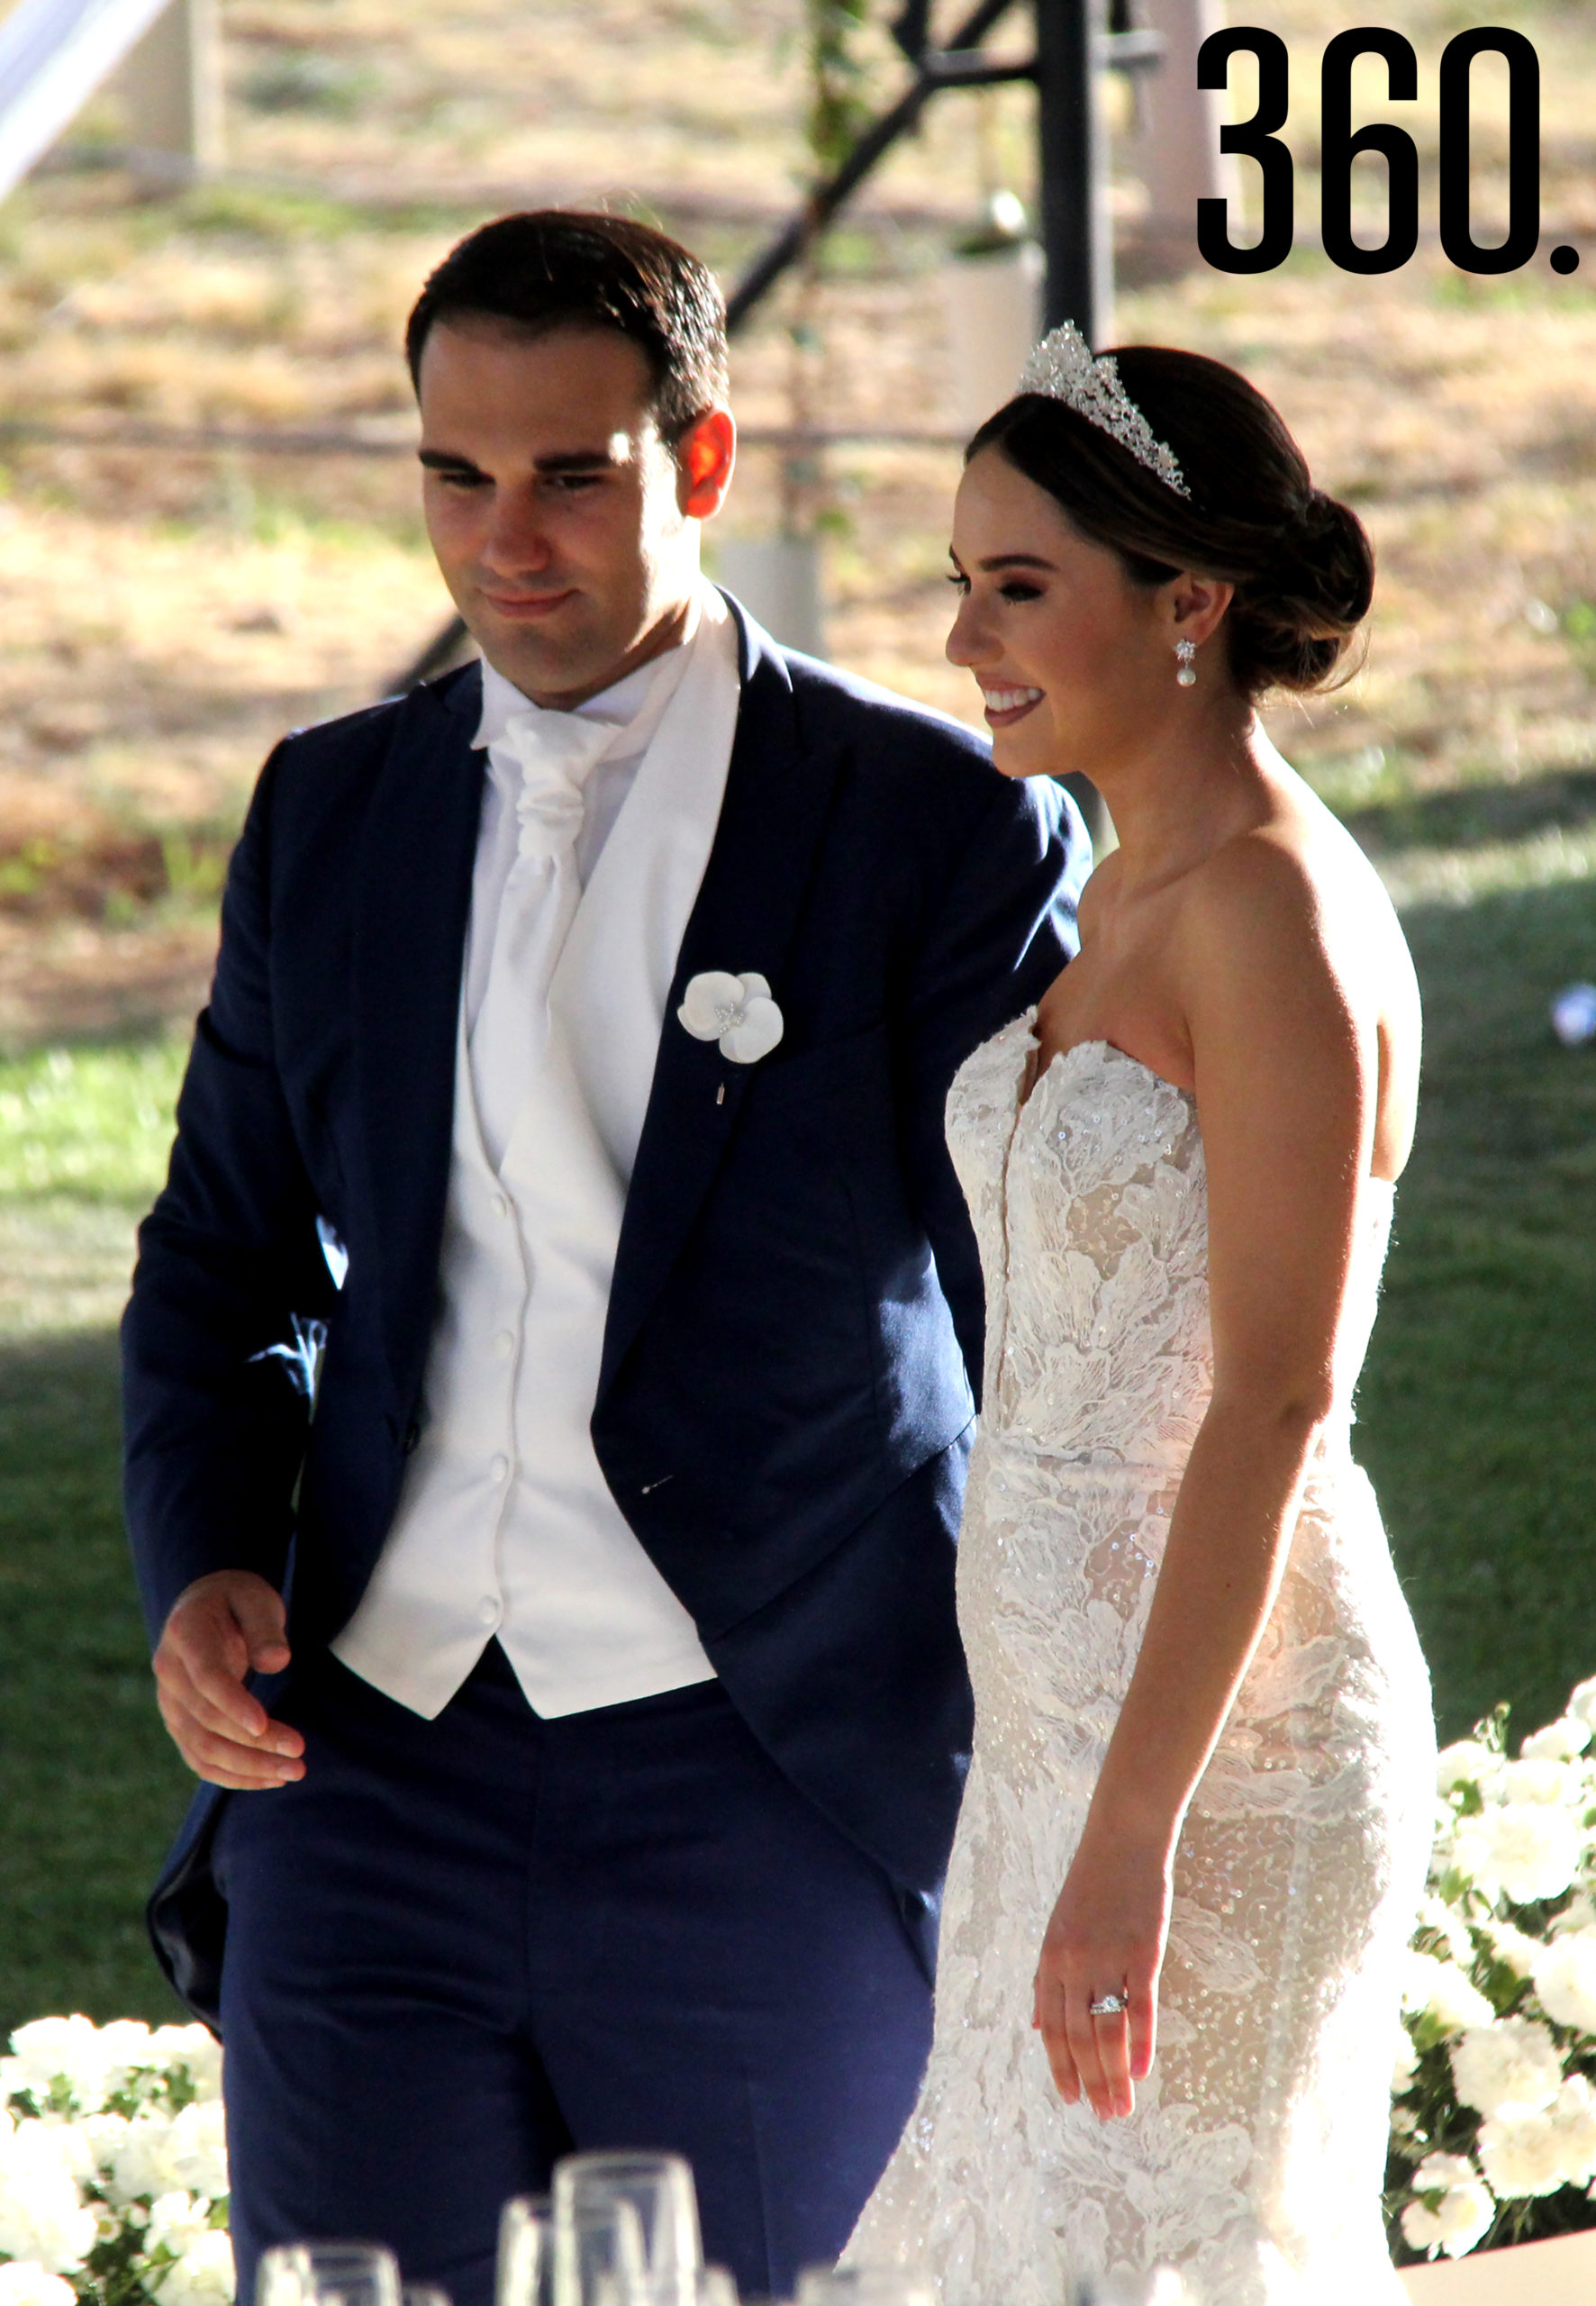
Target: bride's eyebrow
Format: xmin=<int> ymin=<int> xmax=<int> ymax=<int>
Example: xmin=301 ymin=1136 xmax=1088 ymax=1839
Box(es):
xmin=978 ymin=553 xmax=1057 ymax=573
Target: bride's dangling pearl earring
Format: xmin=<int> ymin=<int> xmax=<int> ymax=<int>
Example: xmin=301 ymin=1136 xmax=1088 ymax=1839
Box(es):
xmin=1175 ymin=639 xmax=1198 ymax=687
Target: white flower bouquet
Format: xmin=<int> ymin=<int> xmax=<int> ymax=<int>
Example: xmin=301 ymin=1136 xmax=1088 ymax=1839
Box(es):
xmin=0 ymin=2016 xmax=231 ymax=2306
xmin=1389 ymin=1675 xmax=1596 ymax=2265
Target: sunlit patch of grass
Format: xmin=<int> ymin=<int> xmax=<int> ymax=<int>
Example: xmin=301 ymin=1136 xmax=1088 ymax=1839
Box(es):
xmin=173 ymin=182 xmax=375 ymax=244
xmin=0 ymin=1039 xmax=185 ymax=1334
xmin=1430 ymin=268 xmax=1596 ymax=314
xmin=0 ymin=1039 xmax=186 ymax=1203
xmin=1378 ymin=821 xmax=1596 ymax=910
xmin=1300 ymin=744 xmax=1419 ymax=815
xmin=240 ymin=51 xmax=381 ymax=120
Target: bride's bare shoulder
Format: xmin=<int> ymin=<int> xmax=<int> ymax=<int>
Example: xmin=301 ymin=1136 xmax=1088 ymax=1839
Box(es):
xmin=1171 ymin=744 xmax=1419 ymax=1060
xmin=1184 ymin=741 xmax=1402 ymax=947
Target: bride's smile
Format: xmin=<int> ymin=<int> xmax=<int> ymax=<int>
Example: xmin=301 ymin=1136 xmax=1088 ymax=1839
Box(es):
xmin=977 ymin=683 xmax=1043 ymax=728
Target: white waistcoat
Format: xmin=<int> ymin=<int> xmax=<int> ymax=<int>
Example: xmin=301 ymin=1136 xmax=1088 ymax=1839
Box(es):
xmin=332 ymin=591 xmax=741 ymax=1719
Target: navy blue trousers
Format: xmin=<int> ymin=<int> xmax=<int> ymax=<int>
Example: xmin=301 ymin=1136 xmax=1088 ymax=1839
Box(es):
xmin=213 ymin=1647 xmax=930 ymax=2306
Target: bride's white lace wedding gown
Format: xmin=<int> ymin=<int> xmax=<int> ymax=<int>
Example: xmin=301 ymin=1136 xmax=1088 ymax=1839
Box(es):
xmin=848 ymin=1021 xmax=1435 ymax=2305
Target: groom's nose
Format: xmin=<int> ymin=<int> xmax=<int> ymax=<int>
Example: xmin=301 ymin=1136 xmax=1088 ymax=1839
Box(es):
xmin=478 ymin=485 xmax=558 ymax=579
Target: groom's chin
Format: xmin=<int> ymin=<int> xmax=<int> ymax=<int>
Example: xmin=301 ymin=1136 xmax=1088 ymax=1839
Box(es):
xmin=472 ymin=615 xmax=600 ymax=704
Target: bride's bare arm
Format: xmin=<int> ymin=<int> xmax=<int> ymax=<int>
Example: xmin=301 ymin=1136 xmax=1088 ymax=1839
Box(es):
xmin=1032 ymin=829 xmax=1394 ymax=2120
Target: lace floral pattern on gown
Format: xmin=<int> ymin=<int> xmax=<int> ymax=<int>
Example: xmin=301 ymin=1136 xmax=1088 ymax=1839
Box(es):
xmin=847 ymin=1021 xmax=1435 ymax=2305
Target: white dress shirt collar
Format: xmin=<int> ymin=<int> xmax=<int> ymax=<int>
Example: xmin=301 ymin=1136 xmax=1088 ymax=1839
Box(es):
xmin=473 ymin=585 xmax=708 ymax=762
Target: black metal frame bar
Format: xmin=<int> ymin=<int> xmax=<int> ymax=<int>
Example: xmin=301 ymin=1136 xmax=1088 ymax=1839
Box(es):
xmin=727 ymin=0 xmax=1160 ymax=341
xmin=724 ymin=0 xmax=1021 ymax=330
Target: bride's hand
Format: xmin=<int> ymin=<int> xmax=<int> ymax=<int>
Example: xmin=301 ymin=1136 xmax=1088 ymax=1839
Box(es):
xmin=1031 ymin=1827 xmax=1174 ymax=2120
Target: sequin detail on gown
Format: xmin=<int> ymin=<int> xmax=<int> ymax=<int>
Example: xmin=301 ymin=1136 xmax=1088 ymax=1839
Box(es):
xmin=846 ymin=1022 xmax=1435 ymax=2305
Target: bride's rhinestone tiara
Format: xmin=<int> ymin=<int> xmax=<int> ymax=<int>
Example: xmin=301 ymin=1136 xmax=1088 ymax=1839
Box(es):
xmin=1016 ymin=322 xmax=1190 ymax=498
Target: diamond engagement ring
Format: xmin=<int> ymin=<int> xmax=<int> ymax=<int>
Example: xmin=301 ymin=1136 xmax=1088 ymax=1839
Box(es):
xmin=1087 ymin=1992 xmax=1128 ymax=2018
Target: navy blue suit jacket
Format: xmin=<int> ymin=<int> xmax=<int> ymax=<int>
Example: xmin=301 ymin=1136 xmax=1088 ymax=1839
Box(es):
xmin=123 ymin=598 xmax=1086 ymax=2023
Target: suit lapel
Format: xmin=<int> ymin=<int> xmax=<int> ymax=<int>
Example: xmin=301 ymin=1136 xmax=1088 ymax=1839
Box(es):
xmin=599 ymin=604 xmax=845 ymax=1399
xmin=352 ymin=663 xmax=485 ymax=1399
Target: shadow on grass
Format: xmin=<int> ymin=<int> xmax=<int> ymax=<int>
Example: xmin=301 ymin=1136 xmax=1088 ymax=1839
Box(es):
xmin=1346 ymin=765 xmax=1596 ymax=859
xmin=1359 ymin=872 xmax=1596 ymax=1742
xmin=0 ymin=1326 xmax=193 ymax=2037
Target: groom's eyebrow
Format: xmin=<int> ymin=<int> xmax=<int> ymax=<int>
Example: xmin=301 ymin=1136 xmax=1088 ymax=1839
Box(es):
xmin=532 ymin=446 xmax=630 ymax=473
xmin=416 ymin=444 xmax=629 ymax=477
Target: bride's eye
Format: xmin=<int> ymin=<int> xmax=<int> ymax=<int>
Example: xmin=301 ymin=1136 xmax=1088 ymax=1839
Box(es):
xmin=947 ymin=571 xmax=971 ymax=594
xmin=999 ymin=579 xmax=1043 ymax=603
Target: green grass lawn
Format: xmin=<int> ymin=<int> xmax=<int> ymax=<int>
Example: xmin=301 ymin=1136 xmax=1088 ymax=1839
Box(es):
xmin=1359 ymin=871 xmax=1596 ymax=1742
xmin=3 ymin=871 xmax=1596 ymax=2036
xmin=0 ymin=1037 xmax=195 ymax=2036
xmin=0 ymin=1328 xmax=193 ymax=2032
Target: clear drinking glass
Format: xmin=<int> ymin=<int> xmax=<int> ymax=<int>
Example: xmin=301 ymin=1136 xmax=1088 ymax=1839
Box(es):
xmin=551 ymin=2152 xmax=702 ymax=2279
xmin=498 ymin=2197 xmax=556 ymax=2306
xmin=257 ymin=2243 xmax=404 ymax=2306
xmin=793 ymin=2271 xmax=938 ymax=2306
xmin=552 ymin=2196 xmax=650 ymax=2306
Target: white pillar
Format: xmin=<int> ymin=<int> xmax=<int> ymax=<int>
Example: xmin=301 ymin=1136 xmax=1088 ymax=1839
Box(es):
xmin=1124 ymin=0 xmax=1237 ymax=268
xmin=941 ymin=239 xmax=1045 ymax=436
xmin=712 ymin=537 xmax=827 ymax=662
xmin=110 ymin=0 xmax=222 ymax=177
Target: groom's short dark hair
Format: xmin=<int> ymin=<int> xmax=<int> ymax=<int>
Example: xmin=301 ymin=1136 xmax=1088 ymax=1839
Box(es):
xmin=405 ymin=211 xmax=730 ymax=444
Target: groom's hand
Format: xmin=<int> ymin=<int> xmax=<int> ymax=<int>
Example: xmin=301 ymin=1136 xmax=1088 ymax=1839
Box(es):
xmin=154 ymin=1570 xmax=305 ymax=1790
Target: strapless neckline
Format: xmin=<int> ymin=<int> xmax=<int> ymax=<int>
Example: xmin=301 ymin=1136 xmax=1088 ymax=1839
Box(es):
xmin=1018 ymin=1025 xmax=1194 ymax=1113
xmin=1009 ymin=1011 xmax=1397 ymax=1202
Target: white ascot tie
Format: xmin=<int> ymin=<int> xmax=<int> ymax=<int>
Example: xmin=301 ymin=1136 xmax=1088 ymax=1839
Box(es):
xmin=469 ymin=706 xmax=617 ymax=1169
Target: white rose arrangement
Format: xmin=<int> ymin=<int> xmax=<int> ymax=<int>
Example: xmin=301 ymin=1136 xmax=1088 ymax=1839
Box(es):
xmin=1389 ymin=1675 xmax=1596 ymax=2265
xmin=0 ymin=2017 xmax=231 ymax=2306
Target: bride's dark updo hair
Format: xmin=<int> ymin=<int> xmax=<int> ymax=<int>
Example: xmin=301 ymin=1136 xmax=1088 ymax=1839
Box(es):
xmin=966 ymin=346 xmax=1374 ymax=699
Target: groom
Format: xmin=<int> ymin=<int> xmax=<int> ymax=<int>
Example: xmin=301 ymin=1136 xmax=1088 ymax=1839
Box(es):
xmin=123 ymin=211 xmax=1084 ymax=2304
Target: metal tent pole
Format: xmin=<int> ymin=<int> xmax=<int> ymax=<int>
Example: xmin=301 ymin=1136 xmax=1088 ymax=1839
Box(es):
xmin=1033 ymin=0 xmax=1119 ymax=850
xmin=1034 ymin=0 xmax=1112 ymax=343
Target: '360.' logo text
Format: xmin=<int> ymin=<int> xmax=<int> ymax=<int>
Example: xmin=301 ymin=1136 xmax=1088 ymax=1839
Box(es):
xmin=1198 ymin=27 xmax=1576 ymax=281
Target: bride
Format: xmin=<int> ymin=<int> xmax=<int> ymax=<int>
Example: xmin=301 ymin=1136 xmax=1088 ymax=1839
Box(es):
xmin=846 ymin=332 xmax=1436 ymax=2303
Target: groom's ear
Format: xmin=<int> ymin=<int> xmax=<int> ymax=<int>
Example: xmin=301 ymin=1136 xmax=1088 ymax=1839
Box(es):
xmin=676 ymin=408 xmax=737 ymax=521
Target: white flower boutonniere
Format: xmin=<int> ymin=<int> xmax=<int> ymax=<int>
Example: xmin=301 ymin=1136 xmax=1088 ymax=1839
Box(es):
xmin=677 ymin=971 xmax=784 ymax=1064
